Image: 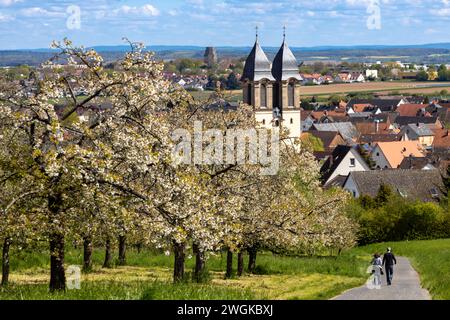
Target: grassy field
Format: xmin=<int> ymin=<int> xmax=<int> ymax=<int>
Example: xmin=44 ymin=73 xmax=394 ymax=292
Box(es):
xmin=0 ymin=239 xmax=448 ymax=300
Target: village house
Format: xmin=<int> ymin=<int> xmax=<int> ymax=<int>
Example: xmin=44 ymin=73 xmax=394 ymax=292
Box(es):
xmin=396 ymin=104 xmax=427 ymax=117
xmin=358 ymin=133 xmax=402 ymax=147
xmin=394 ymin=116 xmax=442 ymax=130
xmin=346 ymin=98 xmax=406 ymax=113
xmin=400 ymin=123 xmax=435 ymax=147
xmin=304 ymin=131 xmax=346 ymax=152
xmin=334 ymin=72 xmax=365 ymax=83
xmin=398 ymin=156 xmax=437 ymax=171
xmin=320 ymin=145 xmax=370 ymax=186
xmin=334 ymin=73 xmax=352 ymax=83
xmin=370 ymin=141 xmax=425 ymax=169
xmin=365 ymin=69 xmax=378 ymax=79
xmin=427 ymin=103 xmax=450 ymax=124
xmin=432 ymin=128 xmax=450 ymax=151
xmin=311 ymin=122 xmax=359 ymax=143
xmin=300 ymin=73 xmax=324 ymax=85
xmin=343 ymin=170 xmax=445 ymax=202
xmin=310 ymin=110 xmax=348 ymax=124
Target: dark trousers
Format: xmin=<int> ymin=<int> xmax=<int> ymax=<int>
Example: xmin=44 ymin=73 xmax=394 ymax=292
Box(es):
xmin=386 ymin=265 xmax=394 ymax=285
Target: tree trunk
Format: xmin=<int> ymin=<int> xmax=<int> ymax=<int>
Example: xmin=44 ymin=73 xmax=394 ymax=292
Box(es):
xmin=247 ymin=247 xmax=257 ymax=274
xmin=83 ymin=236 xmax=93 ymax=272
xmin=49 ymin=232 xmax=66 ymax=291
xmin=237 ymin=251 xmax=244 ymax=277
xmin=1 ymin=237 xmax=11 ymax=286
xmin=173 ymin=242 xmax=186 ymax=283
xmin=118 ymin=235 xmax=126 ymax=266
xmin=225 ymin=249 xmax=233 ymax=279
xmin=193 ymin=243 xmax=206 ymax=283
xmin=103 ymin=238 xmax=113 ymax=268
xmin=48 ymin=193 xmax=66 ymax=292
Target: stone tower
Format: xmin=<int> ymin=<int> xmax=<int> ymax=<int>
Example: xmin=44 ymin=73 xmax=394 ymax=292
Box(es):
xmin=204 ymin=47 xmax=218 ymax=68
xmin=241 ymin=30 xmax=302 ymax=139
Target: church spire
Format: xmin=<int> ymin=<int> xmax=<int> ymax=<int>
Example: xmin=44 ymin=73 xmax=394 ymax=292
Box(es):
xmin=271 ymin=26 xmax=301 ymax=81
xmin=240 ymin=29 xmax=275 ymax=82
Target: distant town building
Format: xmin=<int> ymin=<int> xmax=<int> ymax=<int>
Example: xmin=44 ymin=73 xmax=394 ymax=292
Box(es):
xmin=204 ymin=47 xmax=218 ymax=68
xmin=365 ymin=69 xmax=378 ymax=79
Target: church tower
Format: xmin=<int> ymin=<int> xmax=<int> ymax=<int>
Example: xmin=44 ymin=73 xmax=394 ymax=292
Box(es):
xmin=271 ymin=29 xmax=302 ymax=138
xmin=241 ymin=29 xmax=275 ymax=111
xmin=241 ymin=28 xmax=302 ymax=139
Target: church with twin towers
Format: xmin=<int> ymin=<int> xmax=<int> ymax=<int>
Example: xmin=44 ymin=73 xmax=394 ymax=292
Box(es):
xmin=240 ymin=28 xmax=302 ymax=139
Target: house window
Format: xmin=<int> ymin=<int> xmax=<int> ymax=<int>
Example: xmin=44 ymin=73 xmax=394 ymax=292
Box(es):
xmin=262 ymin=119 xmax=266 ymax=125
xmin=290 ymin=118 xmax=293 ymax=124
xmin=288 ymin=82 xmax=295 ymax=107
xmin=260 ymin=83 xmax=267 ymax=108
xmin=274 ymin=119 xmax=280 ymax=127
xmin=350 ymin=158 xmax=356 ymax=167
xmin=376 ymin=152 xmax=380 ymax=156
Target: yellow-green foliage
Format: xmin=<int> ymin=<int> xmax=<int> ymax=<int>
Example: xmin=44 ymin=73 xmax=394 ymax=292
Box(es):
xmin=301 ymin=133 xmax=325 ymax=152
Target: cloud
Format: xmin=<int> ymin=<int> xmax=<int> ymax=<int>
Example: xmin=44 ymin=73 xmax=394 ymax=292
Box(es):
xmin=115 ymin=4 xmax=160 ymax=17
xmin=0 ymin=0 xmax=21 ymax=6
xmin=0 ymin=12 xmax=14 ymax=21
xmin=20 ymin=7 xmax=65 ymax=18
xmin=142 ymin=4 xmax=160 ymax=16
xmin=430 ymin=7 xmax=450 ymax=16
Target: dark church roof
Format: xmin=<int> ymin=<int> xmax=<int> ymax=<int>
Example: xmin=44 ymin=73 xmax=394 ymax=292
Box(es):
xmin=241 ymin=39 xmax=275 ymax=82
xmin=271 ymin=40 xmax=301 ymax=81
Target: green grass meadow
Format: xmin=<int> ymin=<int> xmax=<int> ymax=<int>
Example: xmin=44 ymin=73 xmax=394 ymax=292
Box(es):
xmin=0 ymin=239 xmax=449 ymax=300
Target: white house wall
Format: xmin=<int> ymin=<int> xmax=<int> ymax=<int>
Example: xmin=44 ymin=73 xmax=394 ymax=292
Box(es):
xmin=326 ymin=149 xmax=369 ymax=184
xmin=343 ymin=175 xmax=360 ymax=198
xmin=371 ymin=145 xmax=391 ymax=169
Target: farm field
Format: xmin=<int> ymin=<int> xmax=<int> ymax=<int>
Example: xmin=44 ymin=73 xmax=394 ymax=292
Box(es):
xmin=0 ymin=239 xmax=448 ymax=300
xmin=189 ymin=82 xmax=450 ymax=102
xmin=300 ymin=81 xmax=450 ymax=97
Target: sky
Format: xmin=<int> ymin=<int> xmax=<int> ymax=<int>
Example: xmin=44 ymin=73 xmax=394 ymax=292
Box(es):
xmin=1 ymin=0 xmax=450 ymax=49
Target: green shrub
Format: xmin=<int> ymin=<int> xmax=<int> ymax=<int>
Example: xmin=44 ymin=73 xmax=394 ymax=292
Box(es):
xmin=351 ymin=194 xmax=450 ymax=245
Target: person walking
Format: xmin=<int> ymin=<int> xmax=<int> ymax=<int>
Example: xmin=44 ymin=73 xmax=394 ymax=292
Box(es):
xmin=382 ymin=247 xmax=397 ymax=285
xmin=371 ymin=253 xmax=383 ymax=287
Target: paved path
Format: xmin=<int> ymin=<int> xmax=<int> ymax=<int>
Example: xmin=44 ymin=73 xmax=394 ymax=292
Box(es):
xmin=333 ymin=257 xmax=431 ymax=300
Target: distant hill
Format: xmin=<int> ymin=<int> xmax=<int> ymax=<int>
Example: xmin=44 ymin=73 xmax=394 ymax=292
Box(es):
xmin=2 ymin=43 xmax=450 ymax=67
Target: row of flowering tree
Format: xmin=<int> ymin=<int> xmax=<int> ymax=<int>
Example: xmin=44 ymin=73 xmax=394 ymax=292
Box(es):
xmin=0 ymin=39 xmax=357 ymax=291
